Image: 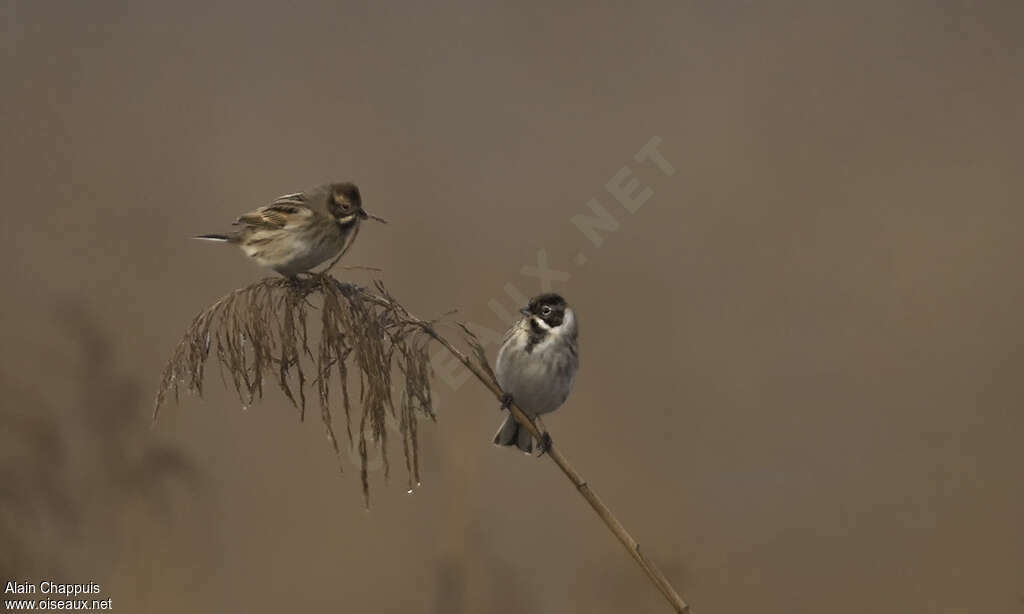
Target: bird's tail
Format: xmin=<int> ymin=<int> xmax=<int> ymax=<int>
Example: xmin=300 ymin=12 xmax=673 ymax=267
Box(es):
xmin=193 ymin=234 xmax=236 ymax=242
xmin=493 ymin=414 xmax=533 ymax=454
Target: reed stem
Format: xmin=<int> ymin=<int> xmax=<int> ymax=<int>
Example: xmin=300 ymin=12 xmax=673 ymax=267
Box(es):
xmin=360 ymin=281 xmax=690 ymax=613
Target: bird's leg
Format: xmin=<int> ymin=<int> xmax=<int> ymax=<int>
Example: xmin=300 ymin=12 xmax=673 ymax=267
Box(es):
xmin=282 ymin=273 xmax=313 ymax=296
xmin=535 ymin=432 xmax=553 ymax=457
xmin=533 ymin=416 xmax=553 ymax=457
xmin=499 ymin=393 xmax=552 ymax=454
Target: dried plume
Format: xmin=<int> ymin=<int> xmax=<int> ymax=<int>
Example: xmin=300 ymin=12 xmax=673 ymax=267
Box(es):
xmin=154 ymin=274 xmax=449 ymax=505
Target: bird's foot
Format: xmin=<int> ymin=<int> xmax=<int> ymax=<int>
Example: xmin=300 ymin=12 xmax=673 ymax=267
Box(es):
xmin=500 ymin=393 xmax=513 ymax=411
xmin=282 ymin=274 xmax=316 ymax=298
xmin=536 ymin=432 xmax=553 ymax=457
xmin=283 ymin=273 xmax=307 ymax=287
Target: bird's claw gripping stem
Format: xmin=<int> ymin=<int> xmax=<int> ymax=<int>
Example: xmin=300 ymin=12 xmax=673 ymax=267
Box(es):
xmin=537 ymin=432 xmax=553 ymax=457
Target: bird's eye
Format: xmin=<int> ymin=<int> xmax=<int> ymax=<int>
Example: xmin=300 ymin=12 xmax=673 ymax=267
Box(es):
xmin=541 ymin=306 xmax=552 ymax=316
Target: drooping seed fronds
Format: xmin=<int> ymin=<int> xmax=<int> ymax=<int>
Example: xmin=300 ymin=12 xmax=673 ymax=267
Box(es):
xmin=154 ymin=274 xmax=441 ymax=505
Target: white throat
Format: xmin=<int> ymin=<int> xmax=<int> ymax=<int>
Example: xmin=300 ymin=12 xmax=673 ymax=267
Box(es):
xmin=530 ymin=308 xmax=577 ymax=339
xmin=531 ymin=316 xmax=552 ymax=331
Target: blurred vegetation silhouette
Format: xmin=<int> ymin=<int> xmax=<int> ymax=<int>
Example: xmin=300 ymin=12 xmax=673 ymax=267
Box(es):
xmin=0 ymin=304 xmax=197 ymax=582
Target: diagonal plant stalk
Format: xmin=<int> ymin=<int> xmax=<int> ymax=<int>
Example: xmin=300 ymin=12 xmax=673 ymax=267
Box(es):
xmin=154 ymin=274 xmax=689 ymax=613
xmin=361 ymin=282 xmax=690 ymax=613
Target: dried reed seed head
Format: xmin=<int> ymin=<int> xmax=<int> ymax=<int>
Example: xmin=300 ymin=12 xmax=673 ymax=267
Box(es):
xmin=154 ymin=274 xmax=443 ymax=505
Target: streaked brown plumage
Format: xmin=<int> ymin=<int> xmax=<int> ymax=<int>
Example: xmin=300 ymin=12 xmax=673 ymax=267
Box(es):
xmin=195 ymin=182 xmax=383 ymax=277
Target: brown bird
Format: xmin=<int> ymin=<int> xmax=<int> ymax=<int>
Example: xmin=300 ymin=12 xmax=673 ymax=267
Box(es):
xmin=194 ymin=182 xmax=384 ymax=277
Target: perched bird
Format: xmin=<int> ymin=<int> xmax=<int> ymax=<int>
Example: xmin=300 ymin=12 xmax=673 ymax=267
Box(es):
xmin=493 ymin=293 xmax=579 ymax=454
xmin=194 ymin=182 xmax=383 ymax=277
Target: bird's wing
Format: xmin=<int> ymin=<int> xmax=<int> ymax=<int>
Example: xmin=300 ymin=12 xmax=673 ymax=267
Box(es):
xmin=500 ymin=322 xmax=520 ymax=347
xmin=496 ymin=320 xmax=526 ymax=364
xmin=271 ymin=192 xmax=306 ymax=205
xmin=232 ymin=193 xmax=314 ymax=229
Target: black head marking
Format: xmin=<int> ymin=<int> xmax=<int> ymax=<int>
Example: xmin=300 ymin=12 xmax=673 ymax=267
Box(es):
xmin=526 ymin=293 xmax=568 ymax=329
xmin=331 ymin=182 xmax=361 ymax=205
xmin=329 ymin=182 xmax=362 ymax=221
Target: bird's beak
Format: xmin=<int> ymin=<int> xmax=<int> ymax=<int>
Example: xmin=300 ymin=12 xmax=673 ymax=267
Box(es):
xmin=361 ymin=209 xmax=388 ymax=224
xmin=519 ymin=307 xmax=531 ymax=316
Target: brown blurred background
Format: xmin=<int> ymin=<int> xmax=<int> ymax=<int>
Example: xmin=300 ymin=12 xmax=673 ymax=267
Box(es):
xmin=3 ymin=1 xmax=1023 ymax=612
